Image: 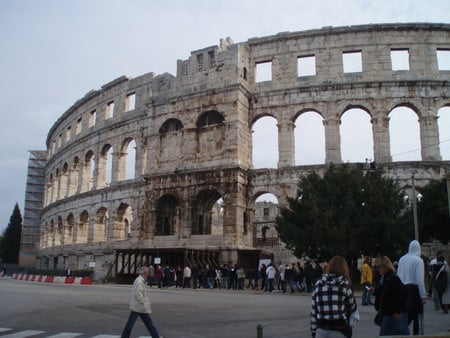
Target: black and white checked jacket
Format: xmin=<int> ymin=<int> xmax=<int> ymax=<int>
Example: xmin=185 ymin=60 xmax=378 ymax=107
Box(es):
xmin=311 ymin=273 xmax=357 ymax=335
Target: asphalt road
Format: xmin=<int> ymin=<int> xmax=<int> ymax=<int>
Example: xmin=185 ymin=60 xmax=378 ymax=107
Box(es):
xmin=0 ymin=278 xmax=449 ymax=338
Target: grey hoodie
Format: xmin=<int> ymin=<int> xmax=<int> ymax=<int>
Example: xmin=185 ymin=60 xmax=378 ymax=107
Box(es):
xmin=397 ymin=240 xmax=426 ymax=298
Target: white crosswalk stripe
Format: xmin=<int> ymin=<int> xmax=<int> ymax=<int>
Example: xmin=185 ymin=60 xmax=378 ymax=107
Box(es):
xmin=0 ymin=329 xmax=150 ymax=338
xmin=1 ymin=330 xmax=45 ymax=338
xmin=44 ymin=333 xmax=82 ymax=338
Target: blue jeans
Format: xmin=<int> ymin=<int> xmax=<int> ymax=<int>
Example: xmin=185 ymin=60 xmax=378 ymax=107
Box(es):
xmin=361 ymin=282 xmax=372 ymax=305
xmin=379 ymin=313 xmax=409 ymax=336
xmin=121 ymin=311 xmax=160 ymax=338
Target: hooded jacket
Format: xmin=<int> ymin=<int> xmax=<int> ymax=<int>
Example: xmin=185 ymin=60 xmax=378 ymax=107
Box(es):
xmin=397 ymin=240 xmax=426 ymax=299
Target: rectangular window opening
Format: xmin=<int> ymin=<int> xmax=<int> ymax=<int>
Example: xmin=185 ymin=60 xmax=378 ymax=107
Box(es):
xmin=89 ymin=110 xmax=96 ymax=127
xmin=75 ymin=118 xmax=82 ymax=135
xmin=126 ymin=93 xmax=136 ymax=112
xmin=343 ymin=51 xmax=362 ymax=73
xmin=197 ymin=54 xmax=204 ymax=72
xmin=106 ymin=101 xmax=114 ymax=119
xmin=391 ymin=49 xmax=410 ymax=71
xmin=183 ymin=60 xmax=189 ymax=76
xmin=256 ymin=61 xmax=272 ymax=82
xmin=437 ymin=49 xmax=450 ymax=70
xmin=208 ymin=50 xmax=215 ymax=68
xmin=66 ymin=126 xmax=71 ymax=142
xmin=297 ymin=55 xmax=316 ymax=77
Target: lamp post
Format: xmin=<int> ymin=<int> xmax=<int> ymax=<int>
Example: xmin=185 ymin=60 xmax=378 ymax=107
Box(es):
xmin=411 ymin=175 xmax=419 ymax=242
xmin=446 ymin=174 xmax=450 ymax=222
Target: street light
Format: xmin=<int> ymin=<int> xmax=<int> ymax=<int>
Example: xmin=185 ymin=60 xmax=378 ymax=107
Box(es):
xmin=410 ymin=175 xmax=423 ymax=242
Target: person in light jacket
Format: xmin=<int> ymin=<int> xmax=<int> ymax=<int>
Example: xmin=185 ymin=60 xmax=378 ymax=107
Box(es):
xmin=121 ymin=267 xmax=163 ymax=338
xmin=397 ymin=240 xmax=426 ymax=335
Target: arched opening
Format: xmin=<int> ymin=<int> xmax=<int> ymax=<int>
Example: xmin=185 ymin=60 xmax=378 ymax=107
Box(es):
xmin=99 ymin=144 xmax=113 ymax=188
xmin=197 ymin=110 xmax=224 ymax=127
xmin=254 ymin=193 xmax=279 ymax=247
xmin=196 ymin=111 xmax=225 ymax=157
xmin=94 ymin=207 xmax=108 ymax=242
xmin=83 ymin=150 xmax=95 ymax=192
xmin=77 ymin=210 xmax=89 ymax=244
xmin=438 ymin=106 xmax=450 ymax=160
xmin=48 ymin=219 xmax=55 ymax=247
xmin=340 ymin=108 xmax=373 ymax=162
xmin=389 ymin=106 xmax=421 ymax=161
xmin=121 ymin=139 xmax=136 ymax=180
xmin=159 ymin=119 xmax=183 ymax=162
xmin=252 ymin=116 xmax=278 ymax=168
xmin=116 ymin=203 xmax=133 ymax=239
xmin=68 ymin=157 xmax=79 ymax=196
xmin=211 ymin=197 xmax=224 ymax=235
xmin=160 ymin=118 xmax=183 ymax=133
xmin=60 ymin=163 xmax=68 ymax=199
xmin=155 ymin=194 xmax=180 ymax=236
xmin=294 ymin=111 xmax=325 ymax=165
xmin=191 ymin=190 xmax=222 ymax=235
xmin=65 ymin=214 xmax=74 ymax=245
xmin=57 ymin=216 xmax=63 ymax=245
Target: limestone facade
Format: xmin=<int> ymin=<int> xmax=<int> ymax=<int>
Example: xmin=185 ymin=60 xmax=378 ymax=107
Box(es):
xmin=36 ymin=23 xmax=450 ymax=280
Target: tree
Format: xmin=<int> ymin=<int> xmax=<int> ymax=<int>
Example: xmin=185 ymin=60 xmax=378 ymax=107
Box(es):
xmin=0 ymin=203 xmax=23 ymax=263
xmin=414 ymin=178 xmax=450 ymax=244
xmin=276 ymin=165 xmax=411 ymax=262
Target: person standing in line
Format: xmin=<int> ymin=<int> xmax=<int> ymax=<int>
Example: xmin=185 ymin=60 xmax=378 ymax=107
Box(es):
xmin=191 ymin=263 xmax=199 ymax=289
xmin=374 ymin=256 xmax=410 ymax=336
xmin=121 ymin=267 xmax=163 ymax=338
xmin=259 ymin=264 xmax=267 ymax=291
xmin=265 ymin=263 xmax=276 ymax=292
xmin=183 ymin=264 xmax=191 ymax=288
xmin=236 ymin=265 xmax=245 ymax=290
xmin=360 ymin=256 xmax=373 ymax=305
xmin=147 ymin=265 xmax=155 ymax=287
xmin=277 ymin=262 xmax=285 ymax=291
xmin=220 ymin=264 xmax=229 ymax=289
xmin=397 ymin=240 xmax=427 ymax=335
xmin=310 ymin=256 xmax=357 ymax=338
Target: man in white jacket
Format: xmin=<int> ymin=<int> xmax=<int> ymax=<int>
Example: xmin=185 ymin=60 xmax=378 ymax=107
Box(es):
xmin=121 ymin=267 xmax=163 ymax=338
xmin=397 ymin=240 xmax=426 ymax=335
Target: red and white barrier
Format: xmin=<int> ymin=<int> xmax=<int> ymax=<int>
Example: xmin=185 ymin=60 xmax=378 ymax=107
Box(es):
xmin=12 ymin=273 xmax=92 ymax=285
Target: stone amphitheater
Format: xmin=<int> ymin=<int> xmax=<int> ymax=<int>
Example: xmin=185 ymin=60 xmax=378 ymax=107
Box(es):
xmin=23 ymin=23 xmax=450 ymax=282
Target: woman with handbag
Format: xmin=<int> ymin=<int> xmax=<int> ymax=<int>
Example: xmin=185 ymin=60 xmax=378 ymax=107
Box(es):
xmin=374 ymin=256 xmax=409 ymax=336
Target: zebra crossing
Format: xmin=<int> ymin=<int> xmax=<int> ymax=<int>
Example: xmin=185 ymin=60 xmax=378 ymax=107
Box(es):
xmin=0 ymin=328 xmax=153 ymax=338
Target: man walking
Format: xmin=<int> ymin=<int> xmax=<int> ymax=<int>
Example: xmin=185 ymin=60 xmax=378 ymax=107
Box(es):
xmin=121 ymin=267 xmax=163 ymax=338
xmin=397 ymin=240 xmax=426 ymax=335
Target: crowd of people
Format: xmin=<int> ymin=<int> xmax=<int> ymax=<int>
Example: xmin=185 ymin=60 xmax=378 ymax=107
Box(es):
xmin=144 ymin=260 xmax=325 ymax=294
xmin=124 ymin=239 xmax=449 ymax=337
xmin=311 ymin=240 xmax=450 ymax=337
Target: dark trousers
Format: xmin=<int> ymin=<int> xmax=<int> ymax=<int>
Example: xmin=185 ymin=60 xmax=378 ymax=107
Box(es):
xmin=121 ymin=310 xmax=160 ymax=338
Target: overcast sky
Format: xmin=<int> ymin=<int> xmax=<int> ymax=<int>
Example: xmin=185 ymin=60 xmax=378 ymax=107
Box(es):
xmin=0 ymin=0 xmax=449 ymax=233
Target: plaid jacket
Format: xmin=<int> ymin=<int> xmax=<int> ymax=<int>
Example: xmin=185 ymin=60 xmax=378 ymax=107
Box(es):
xmin=311 ymin=273 xmax=357 ymax=335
